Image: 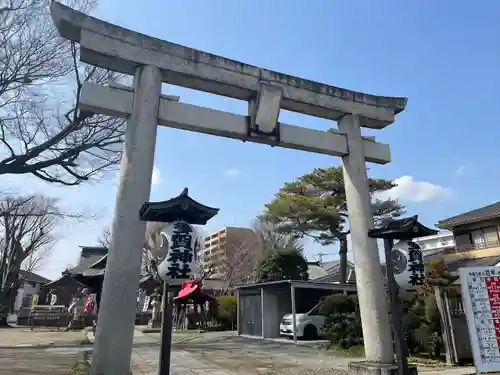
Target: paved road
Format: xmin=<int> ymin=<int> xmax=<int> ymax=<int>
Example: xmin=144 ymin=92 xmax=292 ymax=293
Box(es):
xmin=0 ymin=348 xmax=78 ymax=375
xmin=130 ymin=331 xmax=475 ymax=375
xmin=3 ymin=330 xmax=473 ymax=375
xmin=131 ymin=331 xmax=350 ymax=375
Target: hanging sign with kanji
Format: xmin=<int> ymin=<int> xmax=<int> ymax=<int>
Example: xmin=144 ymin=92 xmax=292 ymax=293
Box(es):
xmin=392 ymin=240 xmax=426 ymax=289
xmin=460 ymin=266 xmax=500 ymax=373
xmin=157 ymin=221 xmax=197 ymax=285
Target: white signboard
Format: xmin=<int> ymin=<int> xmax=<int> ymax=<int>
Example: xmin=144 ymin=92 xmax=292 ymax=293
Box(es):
xmin=391 ymin=240 xmax=426 ymax=289
xmin=50 ymin=294 xmax=57 ymax=306
xmin=460 ymin=266 xmax=500 ymax=373
xmin=157 ymin=221 xmax=196 ymax=285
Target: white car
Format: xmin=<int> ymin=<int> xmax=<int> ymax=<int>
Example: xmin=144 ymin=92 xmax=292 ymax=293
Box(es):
xmin=279 ymin=302 xmax=326 ymax=340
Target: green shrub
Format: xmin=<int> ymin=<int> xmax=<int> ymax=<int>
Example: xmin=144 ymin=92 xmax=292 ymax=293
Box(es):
xmin=319 ymin=294 xmax=362 ymax=349
xmin=215 ymin=295 xmax=237 ymax=330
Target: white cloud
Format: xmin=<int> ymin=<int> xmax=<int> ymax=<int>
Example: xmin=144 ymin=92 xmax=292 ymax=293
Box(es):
xmin=223 ymin=168 xmax=241 ymax=178
xmin=375 ymin=176 xmax=453 ymax=203
xmin=152 ymin=166 xmax=163 ymax=186
xmin=455 ymin=165 xmax=467 ymax=176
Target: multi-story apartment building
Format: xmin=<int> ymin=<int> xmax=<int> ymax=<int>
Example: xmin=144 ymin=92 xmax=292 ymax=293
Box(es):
xmin=413 ymin=231 xmax=456 ymax=257
xmin=201 ymin=227 xmax=261 ymax=280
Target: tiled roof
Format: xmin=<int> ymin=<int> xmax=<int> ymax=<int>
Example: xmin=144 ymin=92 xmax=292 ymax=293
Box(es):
xmin=446 ymin=255 xmax=500 ymax=273
xmin=81 ymin=268 xmax=105 ymax=277
xmin=438 ymin=202 xmax=500 ymax=229
xmin=44 ymin=273 xmax=86 ymax=288
xmin=89 ymin=254 xmax=107 ymax=269
xmin=67 ymin=246 xmax=108 ymax=275
xmin=19 ymin=270 xmax=51 ymax=284
xmin=313 ymin=271 xmax=356 ymax=283
xmin=307 ymin=263 xmax=328 ymax=280
xmin=321 ymin=260 xmax=341 ymax=272
xmin=311 ymin=260 xmax=356 ymax=283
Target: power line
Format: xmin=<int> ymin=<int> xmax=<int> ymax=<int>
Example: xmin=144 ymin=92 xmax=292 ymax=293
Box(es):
xmin=312 ymin=252 xmax=336 ymax=264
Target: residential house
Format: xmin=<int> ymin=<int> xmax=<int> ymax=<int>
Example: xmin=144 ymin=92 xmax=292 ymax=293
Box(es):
xmin=308 ymin=260 xmax=356 ymax=283
xmin=416 ymin=203 xmax=500 ymax=364
xmin=435 ymin=202 xmax=500 ymax=269
xmin=14 ymin=270 xmax=51 ymax=311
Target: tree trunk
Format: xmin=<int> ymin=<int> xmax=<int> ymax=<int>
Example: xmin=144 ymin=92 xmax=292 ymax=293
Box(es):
xmin=0 ymin=290 xmax=15 ymax=327
xmin=339 ymin=235 xmax=348 ymax=284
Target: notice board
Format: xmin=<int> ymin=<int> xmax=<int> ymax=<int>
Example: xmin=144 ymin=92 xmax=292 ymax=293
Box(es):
xmin=460 ymin=266 xmax=500 ymax=373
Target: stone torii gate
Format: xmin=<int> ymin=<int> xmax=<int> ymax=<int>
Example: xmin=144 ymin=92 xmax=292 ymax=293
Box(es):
xmin=50 ymin=3 xmax=407 ymax=375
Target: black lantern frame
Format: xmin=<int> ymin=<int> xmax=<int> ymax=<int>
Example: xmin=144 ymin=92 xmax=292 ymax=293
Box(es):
xmin=139 ymin=188 xmax=219 ymax=375
xmin=369 ymin=215 xmax=437 ymax=375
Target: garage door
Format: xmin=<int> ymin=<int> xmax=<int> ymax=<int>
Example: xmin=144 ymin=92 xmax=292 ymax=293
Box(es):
xmin=239 ymin=292 xmax=262 ymax=337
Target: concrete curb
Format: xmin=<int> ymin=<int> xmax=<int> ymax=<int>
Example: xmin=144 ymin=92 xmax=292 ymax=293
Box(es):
xmin=0 ymin=342 xmax=93 ymax=350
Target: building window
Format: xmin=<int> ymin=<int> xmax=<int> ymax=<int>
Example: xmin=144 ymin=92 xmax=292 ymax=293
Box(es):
xmin=470 ymin=226 xmax=499 ymax=247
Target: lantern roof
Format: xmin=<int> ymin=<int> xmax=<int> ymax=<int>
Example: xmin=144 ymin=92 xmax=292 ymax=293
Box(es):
xmin=368 ymin=215 xmax=438 ymax=240
xmin=139 ymin=188 xmax=219 ymax=225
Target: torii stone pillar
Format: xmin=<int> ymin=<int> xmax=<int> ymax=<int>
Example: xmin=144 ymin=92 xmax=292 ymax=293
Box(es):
xmin=50 ymin=2 xmax=407 ymax=374
xmin=338 ymin=114 xmax=393 ymax=363
xmin=91 ymin=65 xmax=162 ymax=375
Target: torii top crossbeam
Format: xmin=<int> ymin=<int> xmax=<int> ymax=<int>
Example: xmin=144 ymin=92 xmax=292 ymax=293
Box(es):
xmin=50 ymin=3 xmax=408 ymax=371
xmin=50 ymin=1 xmax=406 ymax=130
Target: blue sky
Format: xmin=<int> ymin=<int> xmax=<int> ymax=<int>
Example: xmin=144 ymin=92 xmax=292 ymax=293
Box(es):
xmin=6 ymin=0 xmax=499 ymax=279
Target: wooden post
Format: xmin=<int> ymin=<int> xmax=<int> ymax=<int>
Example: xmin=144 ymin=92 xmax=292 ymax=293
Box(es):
xmin=443 ymin=291 xmax=459 ymax=363
xmin=158 ymin=282 xmax=174 ymax=375
xmin=261 ymin=287 xmax=265 ymax=338
xmin=434 ymin=286 xmax=456 ymax=365
xmin=291 ymin=284 xmax=297 ymax=343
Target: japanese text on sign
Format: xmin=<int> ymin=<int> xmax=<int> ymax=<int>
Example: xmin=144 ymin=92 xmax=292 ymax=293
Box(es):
xmin=157 ymin=221 xmax=196 ymax=285
xmin=460 ymin=266 xmax=500 ymax=373
xmin=407 ymin=241 xmax=425 ymax=287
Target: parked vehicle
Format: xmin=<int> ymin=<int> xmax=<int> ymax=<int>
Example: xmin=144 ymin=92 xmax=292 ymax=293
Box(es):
xmin=279 ymin=302 xmax=326 ymax=340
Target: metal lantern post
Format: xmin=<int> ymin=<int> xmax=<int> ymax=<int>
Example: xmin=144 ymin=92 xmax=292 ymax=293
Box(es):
xmin=368 ymin=215 xmax=437 ymax=375
xmin=139 ymin=188 xmax=219 ymax=375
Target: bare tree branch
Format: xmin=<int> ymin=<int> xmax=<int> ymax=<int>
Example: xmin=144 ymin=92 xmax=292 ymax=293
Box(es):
xmin=97 ymin=226 xmax=111 ymax=248
xmin=0 ymin=193 xmax=82 ymax=320
xmin=215 ymin=240 xmax=261 ymax=295
xmin=252 ymin=216 xmax=303 ymax=253
xmin=101 ymin=222 xmax=166 ymax=279
xmin=0 ymin=0 xmax=127 ymax=186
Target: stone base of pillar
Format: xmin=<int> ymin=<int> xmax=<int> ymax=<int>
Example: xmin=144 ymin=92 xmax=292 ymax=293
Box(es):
xmin=348 ymin=361 xmax=418 ymax=375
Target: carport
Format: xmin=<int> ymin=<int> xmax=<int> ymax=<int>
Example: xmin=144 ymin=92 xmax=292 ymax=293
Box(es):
xmin=236 ymin=280 xmax=356 ymax=342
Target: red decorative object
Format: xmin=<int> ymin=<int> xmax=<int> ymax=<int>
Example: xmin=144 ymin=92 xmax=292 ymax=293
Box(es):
xmin=84 ymin=295 xmax=95 ymax=315
xmin=486 ymin=276 xmax=500 ymax=347
xmin=176 ymin=280 xmax=203 ymax=300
